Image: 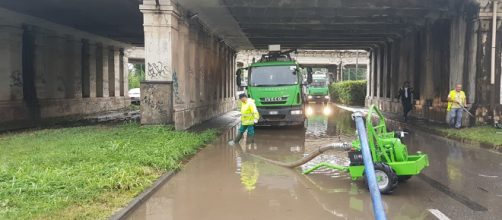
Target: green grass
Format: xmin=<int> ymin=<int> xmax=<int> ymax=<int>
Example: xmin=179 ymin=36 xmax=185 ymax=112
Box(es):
xmin=0 ymin=123 xmax=216 ymax=219
xmin=431 ymin=125 xmax=502 ymax=146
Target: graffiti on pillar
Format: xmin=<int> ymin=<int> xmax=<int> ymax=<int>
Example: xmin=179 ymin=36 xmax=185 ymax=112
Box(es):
xmin=10 ymin=71 xmax=23 ymax=88
xmin=147 ymin=62 xmax=171 ymax=78
xmin=172 ymin=70 xmax=182 ymax=104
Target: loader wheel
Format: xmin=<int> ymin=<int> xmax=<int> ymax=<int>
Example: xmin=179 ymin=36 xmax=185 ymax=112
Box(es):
xmin=365 ymin=163 xmax=398 ymax=194
xmin=398 ymin=175 xmax=412 ymax=182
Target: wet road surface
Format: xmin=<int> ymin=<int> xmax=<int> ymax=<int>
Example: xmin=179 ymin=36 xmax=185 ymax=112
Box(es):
xmin=125 ymin=104 xmax=502 ymax=220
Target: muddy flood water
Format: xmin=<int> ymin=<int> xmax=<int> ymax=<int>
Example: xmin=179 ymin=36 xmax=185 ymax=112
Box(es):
xmin=125 ymin=104 xmax=502 ymax=220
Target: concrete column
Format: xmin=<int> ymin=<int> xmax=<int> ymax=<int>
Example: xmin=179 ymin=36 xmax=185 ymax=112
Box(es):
xmin=95 ymin=44 xmax=104 ymax=97
xmin=371 ymin=48 xmax=378 ymax=98
xmin=382 ymin=44 xmax=389 ymax=99
xmin=139 ymin=0 xmax=179 ymax=124
xmin=366 ymin=51 xmax=372 ymax=98
xmin=188 ymin=27 xmax=196 ymax=103
xmin=107 ymin=47 xmax=115 ymax=97
xmin=216 ymin=43 xmax=221 ymax=101
xmin=0 ymin=25 xmax=23 ymax=101
xmin=114 ymin=48 xmax=121 ymax=97
xmin=389 ymin=41 xmax=400 ymax=101
xmin=467 ymin=19 xmax=479 ymax=104
xmin=178 ymin=20 xmax=189 ymax=106
xmin=449 ymin=15 xmax=467 ymax=89
xmin=64 ymin=36 xmax=82 ymax=99
xmin=48 ymin=32 xmax=66 ymax=99
xmin=122 ymin=52 xmax=129 ymax=97
xmin=101 ymin=45 xmax=109 ymax=97
xmin=81 ymin=40 xmax=91 ymax=98
xmin=376 ymin=47 xmax=382 ymax=99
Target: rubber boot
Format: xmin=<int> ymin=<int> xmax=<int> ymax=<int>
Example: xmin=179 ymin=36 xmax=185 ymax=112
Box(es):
xmin=245 ymin=135 xmax=256 ymax=150
xmin=228 ymin=132 xmax=243 ymax=146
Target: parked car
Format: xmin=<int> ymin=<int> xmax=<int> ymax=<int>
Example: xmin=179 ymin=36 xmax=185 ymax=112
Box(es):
xmin=128 ymin=88 xmax=140 ymax=104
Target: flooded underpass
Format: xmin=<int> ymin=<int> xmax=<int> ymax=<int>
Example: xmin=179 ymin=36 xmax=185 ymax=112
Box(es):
xmin=125 ymin=104 xmax=502 ymax=220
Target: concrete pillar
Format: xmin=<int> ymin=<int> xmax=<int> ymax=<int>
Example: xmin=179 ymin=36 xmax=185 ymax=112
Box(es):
xmin=449 ymin=15 xmax=467 ymax=88
xmin=382 ymin=44 xmax=389 ymax=99
xmin=177 ymin=20 xmax=189 ymax=106
xmin=122 ymin=52 xmax=129 ymax=97
xmin=107 ymin=47 xmax=115 ymax=97
xmin=119 ymin=50 xmax=125 ymax=97
xmin=95 ymin=44 xmax=104 ymax=97
xmin=366 ymin=51 xmax=372 ymax=98
xmin=101 ymin=44 xmax=109 ymax=97
xmin=64 ymin=36 xmax=82 ymax=99
xmin=467 ymin=19 xmax=479 ymax=104
xmin=139 ymin=0 xmax=179 ymax=124
xmin=49 ymin=32 xmax=66 ymax=99
xmin=81 ymin=40 xmax=91 ymax=98
xmin=372 ymin=48 xmax=378 ymax=98
xmin=389 ymin=41 xmax=400 ymax=101
xmin=0 ymin=25 xmax=23 ymax=101
xmin=376 ymin=47 xmax=382 ymax=99
xmin=113 ymin=48 xmax=121 ymax=97
xmin=32 ymin=28 xmax=51 ymax=100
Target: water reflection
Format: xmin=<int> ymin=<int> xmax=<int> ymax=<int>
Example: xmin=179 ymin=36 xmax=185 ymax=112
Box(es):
xmin=125 ymin=105 xmax=499 ymax=220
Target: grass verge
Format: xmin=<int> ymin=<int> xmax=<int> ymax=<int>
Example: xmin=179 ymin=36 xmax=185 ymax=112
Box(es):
xmin=428 ymin=125 xmax=502 ymax=147
xmin=0 ymin=123 xmax=216 ymax=219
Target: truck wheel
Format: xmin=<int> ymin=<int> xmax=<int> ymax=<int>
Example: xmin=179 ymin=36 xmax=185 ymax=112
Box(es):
xmin=365 ymin=163 xmax=398 ymax=194
xmin=397 ymin=175 xmax=412 ymax=182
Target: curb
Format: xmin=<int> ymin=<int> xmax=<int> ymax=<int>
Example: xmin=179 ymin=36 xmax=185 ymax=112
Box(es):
xmin=109 ymin=171 xmax=177 ymax=220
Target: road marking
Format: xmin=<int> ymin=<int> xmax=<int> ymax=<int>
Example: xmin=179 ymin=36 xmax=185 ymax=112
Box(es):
xmin=478 ymin=174 xmax=498 ymax=178
xmin=428 ymin=209 xmax=451 ymax=220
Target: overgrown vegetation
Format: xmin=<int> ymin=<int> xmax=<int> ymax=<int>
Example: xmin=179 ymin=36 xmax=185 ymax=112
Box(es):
xmin=430 ymin=125 xmax=502 ymax=147
xmin=128 ymin=64 xmax=145 ymax=89
xmin=0 ymin=123 xmax=216 ymax=219
xmin=330 ymin=80 xmax=367 ymax=106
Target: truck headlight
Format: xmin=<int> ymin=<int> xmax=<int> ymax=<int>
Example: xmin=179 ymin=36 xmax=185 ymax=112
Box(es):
xmin=308 ymin=95 xmax=313 ymax=99
xmin=291 ymin=110 xmax=303 ymax=115
xmin=325 ymin=95 xmax=330 ymax=99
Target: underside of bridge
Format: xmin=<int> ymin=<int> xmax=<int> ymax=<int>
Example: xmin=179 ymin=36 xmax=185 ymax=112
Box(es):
xmin=0 ymin=0 xmax=501 ymax=130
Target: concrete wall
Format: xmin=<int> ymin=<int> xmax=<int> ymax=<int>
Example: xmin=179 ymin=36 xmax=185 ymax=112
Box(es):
xmin=366 ymin=0 xmax=502 ymax=125
xmin=140 ymin=0 xmax=236 ymax=130
xmin=0 ymin=8 xmax=130 ymax=130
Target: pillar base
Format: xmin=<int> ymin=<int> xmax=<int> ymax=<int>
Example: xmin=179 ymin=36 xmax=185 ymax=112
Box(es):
xmin=140 ymin=81 xmax=173 ymax=124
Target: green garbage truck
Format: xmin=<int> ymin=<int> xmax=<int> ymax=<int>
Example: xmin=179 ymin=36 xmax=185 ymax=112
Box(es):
xmin=236 ymin=47 xmax=313 ymax=127
xmin=307 ymin=72 xmax=330 ymax=104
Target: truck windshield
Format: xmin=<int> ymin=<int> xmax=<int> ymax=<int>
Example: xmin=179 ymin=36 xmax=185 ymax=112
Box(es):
xmin=249 ymin=66 xmax=297 ymax=86
xmin=311 ymin=80 xmax=327 ymax=87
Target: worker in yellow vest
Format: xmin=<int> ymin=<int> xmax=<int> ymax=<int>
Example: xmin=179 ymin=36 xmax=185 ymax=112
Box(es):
xmin=447 ymin=84 xmax=467 ymax=129
xmin=229 ymin=93 xmax=260 ymax=145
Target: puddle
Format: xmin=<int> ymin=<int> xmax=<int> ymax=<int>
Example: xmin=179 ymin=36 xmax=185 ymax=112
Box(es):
xmin=125 ymin=104 xmax=502 ymax=220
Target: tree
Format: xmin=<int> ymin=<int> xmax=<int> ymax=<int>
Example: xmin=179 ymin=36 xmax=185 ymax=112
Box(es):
xmin=128 ymin=64 xmax=145 ymax=89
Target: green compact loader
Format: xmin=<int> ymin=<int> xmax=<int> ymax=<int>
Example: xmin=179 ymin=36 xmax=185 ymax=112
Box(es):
xmin=304 ymin=105 xmax=429 ymax=194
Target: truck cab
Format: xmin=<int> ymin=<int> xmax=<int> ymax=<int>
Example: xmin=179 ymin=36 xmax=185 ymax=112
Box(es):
xmin=307 ymin=72 xmax=330 ymax=104
xmin=236 ymin=47 xmax=312 ymax=127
